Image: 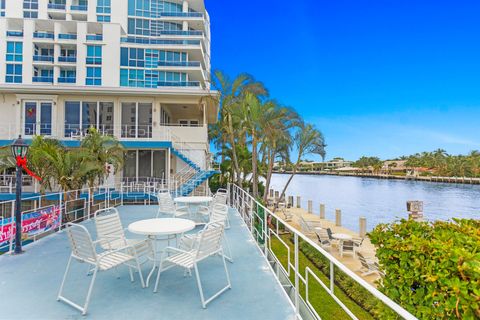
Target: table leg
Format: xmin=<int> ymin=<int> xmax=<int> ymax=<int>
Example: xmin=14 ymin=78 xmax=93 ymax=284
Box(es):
xmin=145 ymin=235 xmax=157 ymax=287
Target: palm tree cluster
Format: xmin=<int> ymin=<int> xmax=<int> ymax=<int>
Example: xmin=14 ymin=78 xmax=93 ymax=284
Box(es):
xmin=209 ymin=71 xmax=326 ymax=201
xmin=0 ymin=128 xmax=124 ymax=192
xmin=404 ymin=149 xmax=480 ymax=177
xmin=353 ymin=156 xmax=383 ymax=173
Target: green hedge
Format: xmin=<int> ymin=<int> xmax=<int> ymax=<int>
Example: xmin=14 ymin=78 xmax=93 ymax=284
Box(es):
xmin=369 ymin=219 xmax=480 ymax=319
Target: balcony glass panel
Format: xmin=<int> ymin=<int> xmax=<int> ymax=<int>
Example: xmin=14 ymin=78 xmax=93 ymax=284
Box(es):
xmin=86 ymin=34 xmax=103 ymax=41
xmin=58 ymin=33 xmax=77 ymax=40
xmin=33 ymin=55 xmax=54 ymax=62
xmin=158 ymin=61 xmax=201 ymax=67
xmin=70 ymin=4 xmax=87 ymax=11
xmin=160 ymin=30 xmax=203 ymax=36
xmin=47 ymin=3 xmax=65 ymax=10
xmin=120 ymin=37 xmax=200 ymax=45
xmin=58 ymin=56 xmax=77 ymax=63
xmin=32 ymin=76 xmax=54 ymax=83
xmin=6 ymin=31 xmax=24 ymax=37
xmin=157 ymin=81 xmax=200 ymax=87
xmin=58 ymin=77 xmax=76 ymax=83
xmin=33 ymin=32 xmax=54 ymax=39
xmin=160 ymin=12 xmax=203 ymax=18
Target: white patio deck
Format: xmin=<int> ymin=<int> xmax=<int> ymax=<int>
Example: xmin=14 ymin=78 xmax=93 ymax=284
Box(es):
xmin=0 ymin=205 xmax=296 ymax=320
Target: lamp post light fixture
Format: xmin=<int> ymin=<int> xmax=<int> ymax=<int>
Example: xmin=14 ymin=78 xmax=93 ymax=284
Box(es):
xmin=11 ymin=135 xmax=29 ymax=254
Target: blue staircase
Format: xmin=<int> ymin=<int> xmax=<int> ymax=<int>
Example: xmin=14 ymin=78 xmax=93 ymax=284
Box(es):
xmin=171 ymin=147 xmax=220 ymax=196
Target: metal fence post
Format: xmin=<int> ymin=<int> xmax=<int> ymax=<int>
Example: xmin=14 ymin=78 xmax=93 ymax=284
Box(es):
xmin=294 ymin=233 xmax=300 ymax=316
xmin=8 ymin=203 xmax=15 ymax=254
xmin=330 ymin=261 xmax=335 ymax=294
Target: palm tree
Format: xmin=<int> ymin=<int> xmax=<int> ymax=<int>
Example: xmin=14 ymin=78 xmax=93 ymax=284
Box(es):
xmin=278 ymin=123 xmax=326 ymax=203
xmin=210 ymin=71 xmax=268 ymax=186
xmin=81 ymin=128 xmax=124 ymax=189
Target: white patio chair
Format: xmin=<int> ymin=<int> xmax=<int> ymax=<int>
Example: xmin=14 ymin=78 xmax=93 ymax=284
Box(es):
xmin=57 ymin=223 xmax=140 ymax=315
xmin=180 ymin=204 xmax=233 ymax=262
xmin=357 ymin=252 xmax=384 ymax=276
xmin=156 ymin=191 xmax=189 ymax=218
xmin=94 ymin=208 xmax=151 ymax=286
xmin=154 ymin=223 xmax=231 ymax=308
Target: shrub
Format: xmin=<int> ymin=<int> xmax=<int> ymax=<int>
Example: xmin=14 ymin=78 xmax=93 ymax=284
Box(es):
xmin=369 ymin=219 xmax=480 ymax=319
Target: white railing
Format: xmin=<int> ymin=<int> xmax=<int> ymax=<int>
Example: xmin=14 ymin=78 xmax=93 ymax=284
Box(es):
xmin=229 ymin=184 xmax=417 ymax=320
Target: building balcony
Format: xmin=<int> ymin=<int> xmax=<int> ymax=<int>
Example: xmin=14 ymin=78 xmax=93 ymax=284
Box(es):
xmin=160 ymin=12 xmax=204 ymax=18
xmin=158 ymin=61 xmax=201 ymax=67
xmin=160 ymin=30 xmax=203 ymax=36
xmin=33 ymin=32 xmax=55 ymax=39
xmin=120 ymin=37 xmax=201 ymax=46
xmin=157 ymin=81 xmax=201 ymax=87
xmin=48 ymin=3 xmax=66 ymax=10
xmin=58 ymin=77 xmax=76 ymax=83
xmin=70 ymin=5 xmax=87 ymax=11
xmin=33 ymin=55 xmax=54 ymax=62
xmin=58 ymin=56 xmax=77 ymax=63
xmin=6 ymin=31 xmax=23 ymax=37
xmin=32 ymin=76 xmax=54 ymax=83
xmin=86 ymin=34 xmax=103 ymax=41
xmin=58 ymin=33 xmax=77 ymax=40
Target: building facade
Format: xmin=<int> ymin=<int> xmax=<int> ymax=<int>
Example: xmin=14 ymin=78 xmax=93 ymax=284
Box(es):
xmin=0 ymin=0 xmax=218 ymax=194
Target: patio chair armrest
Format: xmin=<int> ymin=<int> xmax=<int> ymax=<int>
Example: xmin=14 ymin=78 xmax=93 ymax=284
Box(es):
xmin=97 ymin=246 xmax=134 ymax=262
xmin=164 ymin=246 xmax=193 ymax=255
xmin=197 ymin=205 xmax=211 ymax=215
xmin=175 ymin=205 xmax=189 ymax=212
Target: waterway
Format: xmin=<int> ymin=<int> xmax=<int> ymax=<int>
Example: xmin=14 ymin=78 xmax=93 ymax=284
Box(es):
xmin=270 ymin=174 xmax=480 ymax=232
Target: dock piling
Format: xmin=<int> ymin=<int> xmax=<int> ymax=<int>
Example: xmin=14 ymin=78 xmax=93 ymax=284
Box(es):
xmin=308 ymin=200 xmax=313 ymax=213
xmin=320 ymin=204 xmax=325 ymax=219
xmin=359 ymin=217 xmax=367 ymax=238
xmin=296 ymin=196 xmax=301 ymax=208
xmin=335 ymin=209 xmax=342 ymax=227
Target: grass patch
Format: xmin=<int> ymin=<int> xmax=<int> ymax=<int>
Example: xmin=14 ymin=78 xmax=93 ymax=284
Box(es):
xmin=269 ymin=235 xmax=375 ymax=319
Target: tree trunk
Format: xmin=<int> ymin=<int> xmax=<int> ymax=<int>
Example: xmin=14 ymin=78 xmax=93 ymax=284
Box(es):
xmin=227 ymin=114 xmax=242 ymax=186
xmin=264 ymin=149 xmax=274 ymax=202
xmin=252 ymin=132 xmax=258 ymax=198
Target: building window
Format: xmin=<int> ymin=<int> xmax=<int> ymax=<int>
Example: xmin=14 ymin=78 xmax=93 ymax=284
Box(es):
xmin=23 ymin=0 xmax=39 ymax=18
xmin=86 ymin=67 xmax=101 ymax=85
xmin=121 ymin=102 xmax=152 ymax=138
xmin=1 ymin=0 xmax=6 ymax=17
xmin=123 ymin=150 xmax=166 ymax=180
xmin=6 ymin=42 xmax=23 ymax=62
xmin=6 ymin=64 xmax=22 ymax=83
xmin=64 ymin=101 xmax=114 ymax=136
xmin=127 ymin=18 xmax=181 ymax=36
xmin=128 ymin=0 xmax=182 ymax=17
xmin=86 ymin=45 xmax=102 ymax=65
xmin=97 ymin=0 xmax=111 ymax=22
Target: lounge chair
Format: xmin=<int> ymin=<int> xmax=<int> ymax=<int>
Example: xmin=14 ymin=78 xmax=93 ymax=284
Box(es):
xmin=299 ymin=216 xmax=323 ymax=237
xmin=314 ymin=228 xmax=332 ymax=250
xmin=357 ymin=252 xmax=384 ymax=276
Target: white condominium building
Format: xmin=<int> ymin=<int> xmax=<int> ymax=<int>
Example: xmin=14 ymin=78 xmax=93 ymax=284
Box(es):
xmin=0 ymin=0 xmax=218 ymax=195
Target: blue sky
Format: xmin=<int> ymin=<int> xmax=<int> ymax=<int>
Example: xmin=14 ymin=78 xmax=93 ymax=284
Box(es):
xmin=206 ymin=0 xmax=480 ymax=161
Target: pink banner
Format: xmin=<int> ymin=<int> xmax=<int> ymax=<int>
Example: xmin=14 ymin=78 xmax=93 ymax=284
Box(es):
xmin=0 ymin=205 xmax=61 ymax=249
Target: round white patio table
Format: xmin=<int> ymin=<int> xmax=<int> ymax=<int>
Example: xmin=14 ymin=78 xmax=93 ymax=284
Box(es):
xmin=332 ymin=233 xmax=353 ymax=257
xmin=174 ymin=196 xmax=213 ymax=223
xmin=128 ymin=218 xmax=196 ymax=288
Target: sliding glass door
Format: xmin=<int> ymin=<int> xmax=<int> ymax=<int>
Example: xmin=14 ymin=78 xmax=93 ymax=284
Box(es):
xmin=121 ymin=102 xmax=152 ymax=138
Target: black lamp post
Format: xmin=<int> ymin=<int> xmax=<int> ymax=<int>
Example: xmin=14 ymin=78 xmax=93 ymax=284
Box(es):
xmin=11 ymin=135 xmax=29 ymax=254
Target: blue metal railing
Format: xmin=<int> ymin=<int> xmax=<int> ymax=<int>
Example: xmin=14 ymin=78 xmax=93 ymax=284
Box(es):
xmin=86 ymin=34 xmax=103 ymax=41
xmin=33 ymin=76 xmax=54 ymax=83
xmin=160 ymin=30 xmax=203 ymax=36
xmin=58 ymin=56 xmax=77 ymax=63
xmin=6 ymin=31 xmax=23 ymax=37
xmin=158 ymin=61 xmax=201 ymax=67
xmin=33 ymin=32 xmax=54 ymax=39
xmin=33 ymin=55 xmax=54 ymax=62
xmin=58 ymin=33 xmax=77 ymax=40
xmin=160 ymin=12 xmax=203 ymax=18
xmin=58 ymin=77 xmax=76 ymax=83
xmin=70 ymin=5 xmax=87 ymax=11
xmin=48 ymin=3 xmax=66 ymax=10
xmin=120 ymin=37 xmax=201 ymax=45
xmin=157 ymin=81 xmax=200 ymax=87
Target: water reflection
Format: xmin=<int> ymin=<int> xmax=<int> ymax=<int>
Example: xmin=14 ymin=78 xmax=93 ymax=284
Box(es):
xmin=270 ymin=174 xmax=480 ymax=232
